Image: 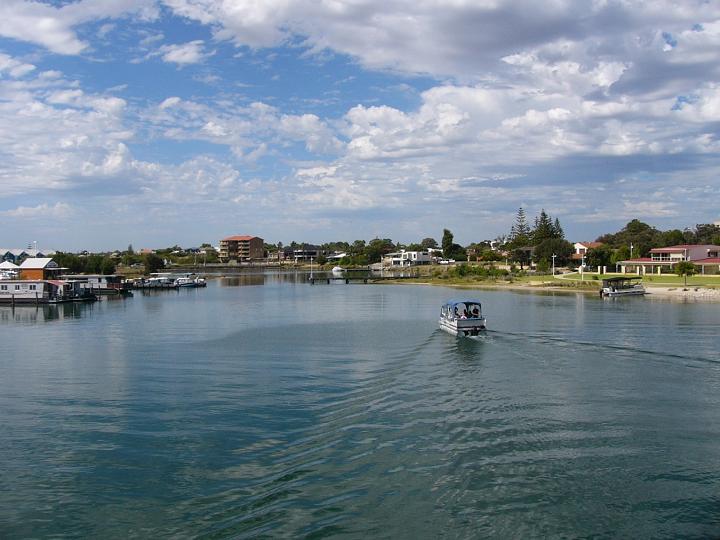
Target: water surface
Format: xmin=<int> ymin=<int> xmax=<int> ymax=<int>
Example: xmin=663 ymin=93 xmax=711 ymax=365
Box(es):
xmin=2 ymin=274 xmax=720 ymax=538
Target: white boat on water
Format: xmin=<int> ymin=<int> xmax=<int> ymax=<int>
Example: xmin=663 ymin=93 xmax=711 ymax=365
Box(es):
xmin=331 ymin=266 xmax=345 ymax=275
xmin=600 ymin=277 xmax=646 ymax=297
xmin=439 ymin=300 xmax=486 ymax=337
xmin=175 ymin=274 xmax=207 ymax=287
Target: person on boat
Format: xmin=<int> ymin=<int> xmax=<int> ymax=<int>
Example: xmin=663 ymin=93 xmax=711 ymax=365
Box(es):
xmin=471 ymin=307 xmax=480 ymax=319
xmin=460 ymin=309 xmax=468 ymax=319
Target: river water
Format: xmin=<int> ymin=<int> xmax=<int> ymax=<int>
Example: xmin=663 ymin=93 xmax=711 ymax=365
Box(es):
xmin=1 ymin=273 xmax=720 ymax=538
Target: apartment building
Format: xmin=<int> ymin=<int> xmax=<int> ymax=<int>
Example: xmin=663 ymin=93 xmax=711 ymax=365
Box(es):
xmin=219 ymin=236 xmax=264 ymax=262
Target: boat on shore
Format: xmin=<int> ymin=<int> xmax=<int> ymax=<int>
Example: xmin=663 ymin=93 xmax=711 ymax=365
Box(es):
xmin=600 ymin=277 xmax=646 ymax=297
xmin=331 ymin=266 xmax=345 ymax=276
xmin=439 ymin=300 xmax=486 ymax=337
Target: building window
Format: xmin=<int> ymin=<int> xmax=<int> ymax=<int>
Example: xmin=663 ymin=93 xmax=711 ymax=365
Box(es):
xmin=30 ymin=285 xmax=36 ymax=290
xmin=15 ymin=285 xmax=20 ymax=290
xmin=0 ymin=285 xmax=6 ymax=291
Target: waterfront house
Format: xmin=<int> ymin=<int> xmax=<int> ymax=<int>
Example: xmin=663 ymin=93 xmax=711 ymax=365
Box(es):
xmin=572 ymin=242 xmax=603 ymax=261
xmin=219 ymin=235 xmax=265 ymax=262
xmin=283 ymin=245 xmax=326 ymax=263
xmin=19 ymin=258 xmax=62 ymax=280
xmin=382 ymin=250 xmax=432 ymax=267
xmin=619 ymin=244 xmax=720 ymax=275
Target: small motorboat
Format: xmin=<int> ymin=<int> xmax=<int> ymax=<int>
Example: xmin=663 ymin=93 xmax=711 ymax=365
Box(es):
xmin=331 ymin=266 xmax=345 ymax=275
xmin=439 ymin=300 xmax=486 ymax=337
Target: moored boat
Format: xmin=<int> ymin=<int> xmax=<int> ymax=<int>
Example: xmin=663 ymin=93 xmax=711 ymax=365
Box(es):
xmin=600 ymin=277 xmax=646 ymax=297
xmin=0 ymin=279 xmax=96 ymax=304
xmin=439 ymin=300 xmax=486 ymax=337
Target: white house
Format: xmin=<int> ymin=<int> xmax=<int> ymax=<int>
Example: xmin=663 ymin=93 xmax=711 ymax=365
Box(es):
xmin=382 ymin=250 xmax=432 ymax=267
xmin=620 ymin=244 xmax=720 ymax=275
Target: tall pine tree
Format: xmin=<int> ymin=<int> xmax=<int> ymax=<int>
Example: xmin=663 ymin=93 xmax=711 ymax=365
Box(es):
xmin=509 ymin=208 xmax=531 ymax=247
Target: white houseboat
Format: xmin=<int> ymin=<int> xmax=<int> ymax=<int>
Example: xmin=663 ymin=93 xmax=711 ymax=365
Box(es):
xmin=439 ymin=300 xmax=487 ymax=337
xmin=61 ymin=274 xmax=132 ymax=295
xmin=0 ymin=280 xmax=94 ymax=304
xmin=600 ymin=277 xmax=646 ymax=297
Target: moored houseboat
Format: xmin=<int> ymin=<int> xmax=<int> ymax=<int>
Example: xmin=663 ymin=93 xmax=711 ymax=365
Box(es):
xmin=0 ymin=280 xmax=96 ymax=304
xmin=61 ymin=274 xmax=132 ymax=295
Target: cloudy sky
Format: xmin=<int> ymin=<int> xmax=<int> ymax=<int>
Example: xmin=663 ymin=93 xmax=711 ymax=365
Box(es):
xmin=0 ymin=0 xmax=719 ymax=250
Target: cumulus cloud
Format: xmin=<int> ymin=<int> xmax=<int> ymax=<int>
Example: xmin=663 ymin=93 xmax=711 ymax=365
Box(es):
xmin=0 ymin=0 xmax=157 ymax=55
xmin=158 ymin=40 xmax=212 ymax=65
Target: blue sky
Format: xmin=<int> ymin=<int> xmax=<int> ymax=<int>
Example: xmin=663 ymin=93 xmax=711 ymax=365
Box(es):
xmin=0 ymin=0 xmax=719 ymax=251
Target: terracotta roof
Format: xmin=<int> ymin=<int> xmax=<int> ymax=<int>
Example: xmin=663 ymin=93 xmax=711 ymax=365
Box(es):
xmin=575 ymin=241 xmax=603 ymax=248
xmin=222 ymin=235 xmax=256 ymax=241
xmin=694 ymin=258 xmax=720 ymax=264
xmin=650 ymin=244 xmax=720 ymax=252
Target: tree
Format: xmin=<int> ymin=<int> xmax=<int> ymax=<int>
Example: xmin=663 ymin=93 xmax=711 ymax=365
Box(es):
xmin=586 ymin=245 xmax=613 ymax=270
xmin=508 ymin=207 xmax=531 ymax=248
xmin=532 ymin=209 xmax=555 ymax=245
xmin=552 ymin=217 xmax=564 ymax=240
xmin=144 ymin=253 xmax=165 ymax=274
xmin=442 ymin=229 xmax=454 ymax=258
xmin=365 ymin=238 xmax=394 ymax=263
xmin=597 ymin=219 xmax=663 ymax=257
xmin=127 ymin=244 xmax=134 ymax=255
xmin=421 ymin=237 xmax=438 ymax=249
xmin=533 ymin=238 xmax=574 ymax=267
xmin=100 ymin=257 xmax=116 ymax=275
xmin=675 ymin=261 xmax=697 ymax=286
xmin=694 ymin=223 xmax=720 ymax=244
xmin=661 ymin=229 xmax=685 ymax=247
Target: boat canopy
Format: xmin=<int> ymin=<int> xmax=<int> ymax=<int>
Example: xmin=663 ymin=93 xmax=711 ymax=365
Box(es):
xmin=441 ymin=300 xmax=483 ymax=319
xmin=601 ymin=276 xmax=643 ymax=286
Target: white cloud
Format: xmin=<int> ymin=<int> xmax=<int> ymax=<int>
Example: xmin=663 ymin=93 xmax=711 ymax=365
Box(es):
xmin=0 ymin=0 xmax=157 ymax=55
xmin=2 ymin=202 xmax=72 ymax=219
xmin=158 ymin=40 xmax=212 ymax=65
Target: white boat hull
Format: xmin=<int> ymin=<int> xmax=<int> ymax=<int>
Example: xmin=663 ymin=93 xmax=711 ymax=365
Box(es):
xmin=601 ymin=286 xmax=646 ymax=297
xmin=439 ymin=316 xmax=487 ymax=337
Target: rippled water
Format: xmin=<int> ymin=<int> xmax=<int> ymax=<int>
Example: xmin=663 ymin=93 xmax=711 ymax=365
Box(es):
xmin=2 ymin=274 xmax=720 ymax=538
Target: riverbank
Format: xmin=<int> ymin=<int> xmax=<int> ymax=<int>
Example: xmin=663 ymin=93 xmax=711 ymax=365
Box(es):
xmin=377 ymin=274 xmax=720 ymax=301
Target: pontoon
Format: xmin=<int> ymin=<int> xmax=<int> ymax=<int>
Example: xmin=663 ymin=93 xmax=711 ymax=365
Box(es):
xmin=600 ymin=276 xmax=646 ymax=297
xmin=439 ymin=300 xmax=486 ymax=337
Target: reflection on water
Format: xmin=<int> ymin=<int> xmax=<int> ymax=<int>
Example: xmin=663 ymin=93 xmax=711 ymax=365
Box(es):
xmin=0 ymin=301 xmax=96 ymax=323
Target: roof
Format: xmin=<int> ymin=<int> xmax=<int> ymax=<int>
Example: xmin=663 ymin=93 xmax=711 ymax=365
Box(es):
xmin=650 ymin=244 xmax=720 ymax=252
xmin=222 ymin=235 xmax=257 ymax=241
xmin=620 ymin=258 xmax=653 ymax=263
xmin=694 ymin=258 xmax=720 ymax=264
xmin=575 ymin=241 xmax=603 ymax=248
xmin=0 ymin=261 xmax=19 ymax=269
xmin=444 ymin=299 xmax=482 ymax=307
xmin=19 ymin=258 xmax=57 ymax=269
xmin=602 ymin=276 xmax=643 ymax=282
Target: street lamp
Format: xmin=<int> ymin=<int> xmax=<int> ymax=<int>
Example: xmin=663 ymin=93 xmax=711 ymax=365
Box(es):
xmin=551 ymin=253 xmax=557 ymax=276
xmin=630 ymin=243 xmax=634 ymax=259
xmin=580 ymin=254 xmax=585 ymax=281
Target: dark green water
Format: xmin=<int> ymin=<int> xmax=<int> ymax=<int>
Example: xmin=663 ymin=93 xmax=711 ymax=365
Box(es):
xmin=2 ymin=274 xmax=720 ymax=538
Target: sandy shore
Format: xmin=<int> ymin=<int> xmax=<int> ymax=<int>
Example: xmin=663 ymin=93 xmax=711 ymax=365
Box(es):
xmin=645 ymin=286 xmax=720 ymax=300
